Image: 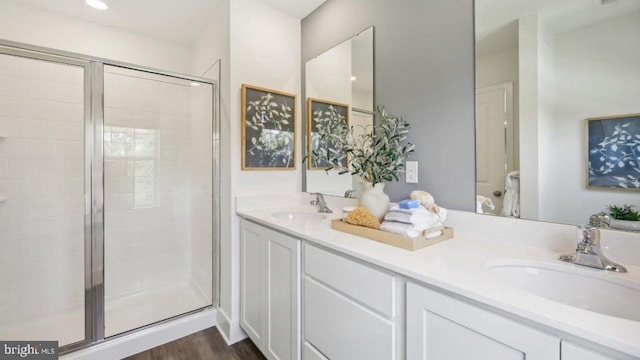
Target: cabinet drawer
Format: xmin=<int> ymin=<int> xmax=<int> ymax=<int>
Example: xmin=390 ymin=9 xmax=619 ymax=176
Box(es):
xmin=562 ymin=341 xmax=618 ymax=360
xmin=304 ymin=277 xmax=395 ymax=360
xmin=406 ymin=282 xmax=558 ymax=360
xmin=303 ymin=342 xmax=329 ymax=360
xmin=304 ymin=244 xmax=396 ymax=317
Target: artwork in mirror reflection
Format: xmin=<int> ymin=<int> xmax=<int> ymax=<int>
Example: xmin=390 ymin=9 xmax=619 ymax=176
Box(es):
xmin=307 ymin=98 xmax=349 ymax=169
xmin=304 ymin=26 xmax=374 ymax=197
xmin=587 ymin=114 xmax=640 ymax=190
xmin=475 ymin=0 xmax=640 ymax=226
xmin=242 ymin=84 xmax=296 ymax=170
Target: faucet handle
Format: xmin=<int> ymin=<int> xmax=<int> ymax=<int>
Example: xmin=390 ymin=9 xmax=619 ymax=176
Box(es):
xmin=576 ymin=224 xmax=600 ymax=247
xmin=588 ymin=212 xmax=610 ymax=228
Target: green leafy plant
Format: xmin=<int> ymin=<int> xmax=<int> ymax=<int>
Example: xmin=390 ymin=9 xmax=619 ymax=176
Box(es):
xmin=305 ymin=106 xmax=415 ymax=185
xmin=606 ymin=204 xmax=640 ymax=221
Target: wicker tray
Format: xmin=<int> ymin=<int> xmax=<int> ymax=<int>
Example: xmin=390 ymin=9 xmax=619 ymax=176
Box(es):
xmin=331 ymin=219 xmax=453 ymax=251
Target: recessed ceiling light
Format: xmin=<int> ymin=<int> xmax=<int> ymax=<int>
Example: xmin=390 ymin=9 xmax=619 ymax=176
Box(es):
xmin=86 ymin=0 xmax=108 ymax=10
xmin=350 ymin=76 xmax=357 ymax=81
xmin=190 ymin=82 xmax=200 ymax=87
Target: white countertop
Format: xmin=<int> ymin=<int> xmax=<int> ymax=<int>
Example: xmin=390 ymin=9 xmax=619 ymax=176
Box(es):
xmin=236 ymin=195 xmax=640 ymax=358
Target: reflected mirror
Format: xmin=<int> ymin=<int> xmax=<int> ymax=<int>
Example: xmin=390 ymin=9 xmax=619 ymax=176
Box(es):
xmin=304 ymin=26 xmax=374 ymax=197
xmin=475 ymin=0 xmax=640 ymax=227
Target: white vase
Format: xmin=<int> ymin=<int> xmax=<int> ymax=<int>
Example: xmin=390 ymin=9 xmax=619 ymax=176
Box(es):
xmin=360 ymin=182 xmax=390 ymax=221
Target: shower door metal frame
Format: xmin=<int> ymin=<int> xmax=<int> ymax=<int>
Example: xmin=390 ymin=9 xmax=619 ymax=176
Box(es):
xmin=0 ymin=40 xmax=221 ymax=355
xmin=0 ymin=44 xmax=96 ymax=353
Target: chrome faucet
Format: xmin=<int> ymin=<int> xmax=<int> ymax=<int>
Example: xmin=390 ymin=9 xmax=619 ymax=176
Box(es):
xmin=344 ymin=189 xmax=356 ymax=198
xmin=588 ymin=212 xmax=610 ymax=228
xmin=559 ymin=224 xmax=627 ymax=273
xmin=310 ymin=193 xmax=332 ymax=213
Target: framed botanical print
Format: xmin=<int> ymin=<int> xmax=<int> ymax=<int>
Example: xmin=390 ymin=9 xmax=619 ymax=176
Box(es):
xmin=307 ymin=98 xmax=350 ymax=170
xmin=241 ymin=84 xmax=297 ymax=170
xmin=587 ymin=113 xmax=640 ymax=190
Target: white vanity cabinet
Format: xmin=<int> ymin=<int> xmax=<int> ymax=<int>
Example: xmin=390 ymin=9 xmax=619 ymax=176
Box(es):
xmin=302 ymin=243 xmax=403 ymax=360
xmin=406 ymin=282 xmax=559 ymax=360
xmin=240 ymin=219 xmax=301 ymax=360
xmin=562 ymin=341 xmax=619 ymax=360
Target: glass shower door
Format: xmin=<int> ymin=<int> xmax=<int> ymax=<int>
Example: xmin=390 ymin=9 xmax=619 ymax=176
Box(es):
xmin=0 ymin=51 xmax=88 ymax=347
xmin=103 ymin=65 xmax=213 ymax=336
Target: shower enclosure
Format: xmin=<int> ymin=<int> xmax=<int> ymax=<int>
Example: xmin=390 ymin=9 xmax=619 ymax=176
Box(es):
xmin=0 ymin=42 xmax=219 ymax=353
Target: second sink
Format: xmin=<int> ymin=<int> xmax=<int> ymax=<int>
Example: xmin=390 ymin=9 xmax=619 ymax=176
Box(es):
xmin=487 ymin=260 xmax=640 ymax=322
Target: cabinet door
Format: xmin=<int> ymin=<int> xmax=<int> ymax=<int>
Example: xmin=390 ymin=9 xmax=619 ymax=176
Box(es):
xmin=406 ymin=282 xmax=559 ymax=360
xmin=240 ymin=220 xmax=266 ymax=346
xmin=562 ymin=341 xmax=618 ymax=360
xmin=305 ymin=277 xmax=395 ymax=360
xmin=266 ymin=231 xmax=300 ymax=360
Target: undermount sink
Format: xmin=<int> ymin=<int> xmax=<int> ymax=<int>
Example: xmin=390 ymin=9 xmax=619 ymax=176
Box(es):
xmin=487 ymin=260 xmax=640 ymax=322
xmin=271 ymin=211 xmax=326 ymax=222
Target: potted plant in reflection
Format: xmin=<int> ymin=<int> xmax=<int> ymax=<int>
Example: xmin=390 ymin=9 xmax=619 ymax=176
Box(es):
xmin=305 ymin=106 xmax=415 ymax=220
xmin=606 ymin=204 xmax=640 ymax=231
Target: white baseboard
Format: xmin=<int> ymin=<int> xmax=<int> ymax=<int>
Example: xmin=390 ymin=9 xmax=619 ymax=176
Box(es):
xmin=216 ymin=307 xmax=247 ymax=345
xmin=63 ymin=308 xmax=217 ymax=360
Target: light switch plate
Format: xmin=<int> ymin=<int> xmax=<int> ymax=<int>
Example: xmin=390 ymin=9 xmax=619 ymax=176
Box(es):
xmin=406 ymin=161 xmax=418 ymax=183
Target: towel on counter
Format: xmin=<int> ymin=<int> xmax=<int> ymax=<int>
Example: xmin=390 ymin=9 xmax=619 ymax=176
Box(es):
xmin=380 ymin=221 xmax=444 ymax=238
xmin=384 ymin=205 xmax=447 ymax=225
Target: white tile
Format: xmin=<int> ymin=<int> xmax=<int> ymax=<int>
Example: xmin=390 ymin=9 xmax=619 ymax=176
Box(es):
xmin=63 ymin=160 xmax=84 ymax=178
xmin=12 ymin=56 xmax=45 ymax=80
xmin=4 ymin=98 xmax=39 ymax=119
xmin=8 ymin=159 xmax=38 ymax=178
xmin=0 ymin=54 xmax=18 ymax=76
xmin=19 ymin=118 xmax=48 ymax=138
xmin=55 ymin=140 xmax=83 ymax=159
xmin=64 ymin=103 xmax=85 ymax=123
xmin=37 ymin=159 xmax=64 ymax=178
xmin=104 ymin=160 xmax=131 ymax=178
xmin=0 ymin=75 xmax=31 ymax=98
xmin=48 ymin=178 xmax=83 ymax=198
xmin=104 ymin=211 xmax=126 ymax=230
xmin=21 ymin=177 xmax=46 ymax=199
xmin=104 ymin=194 xmax=134 ymax=212
xmin=37 ymin=100 xmax=63 ymax=121
xmin=0 ymin=117 xmax=21 ymax=137
xmin=27 ymin=139 xmax=56 ymax=158
xmin=0 ymin=138 xmax=28 ymax=158
xmin=47 ymin=121 xmax=84 ymax=141
xmin=43 ymin=62 xmax=84 ymax=85
xmin=105 ymin=176 xmax=133 ymax=195
xmin=0 ymin=159 xmax=7 ymax=178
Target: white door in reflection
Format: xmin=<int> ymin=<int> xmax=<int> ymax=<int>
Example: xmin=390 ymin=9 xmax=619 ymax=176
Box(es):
xmin=475 ymin=83 xmax=515 ymax=215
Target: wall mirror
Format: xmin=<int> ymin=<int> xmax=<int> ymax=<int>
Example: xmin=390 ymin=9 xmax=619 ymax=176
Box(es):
xmin=304 ymin=26 xmax=374 ymax=197
xmin=475 ymin=0 xmax=640 ymax=228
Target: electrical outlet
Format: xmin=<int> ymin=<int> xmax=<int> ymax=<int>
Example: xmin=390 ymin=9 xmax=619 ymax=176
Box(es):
xmin=406 ymin=161 xmax=418 ymax=183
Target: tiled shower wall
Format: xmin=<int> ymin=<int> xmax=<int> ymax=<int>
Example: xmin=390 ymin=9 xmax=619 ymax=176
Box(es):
xmin=104 ymin=68 xmax=193 ymax=300
xmin=0 ymin=53 xmax=85 ymax=344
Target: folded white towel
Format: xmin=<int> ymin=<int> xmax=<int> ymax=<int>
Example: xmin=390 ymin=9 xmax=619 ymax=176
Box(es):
xmin=385 ymin=205 xmax=446 ymax=226
xmin=380 ymin=220 xmax=443 ymax=238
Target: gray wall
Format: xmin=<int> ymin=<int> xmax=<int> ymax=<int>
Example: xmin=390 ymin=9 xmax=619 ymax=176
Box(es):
xmin=302 ymin=0 xmax=476 ymax=211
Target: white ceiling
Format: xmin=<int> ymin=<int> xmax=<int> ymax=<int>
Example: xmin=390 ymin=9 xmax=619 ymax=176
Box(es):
xmin=258 ymin=0 xmax=326 ymax=19
xmin=7 ymin=0 xmax=326 ymax=46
